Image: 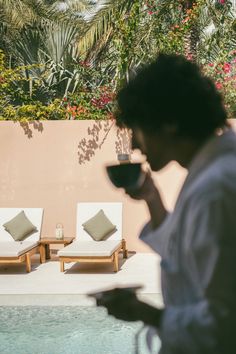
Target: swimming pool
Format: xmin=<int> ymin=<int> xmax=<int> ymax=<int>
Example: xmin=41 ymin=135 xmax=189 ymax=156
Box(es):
xmin=0 ymin=306 xmax=160 ymax=354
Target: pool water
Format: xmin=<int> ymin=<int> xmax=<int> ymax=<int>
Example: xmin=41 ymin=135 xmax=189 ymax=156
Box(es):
xmin=0 ymin=306 xmax=160 ymax=354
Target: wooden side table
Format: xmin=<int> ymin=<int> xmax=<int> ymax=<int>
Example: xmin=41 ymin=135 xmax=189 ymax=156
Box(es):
xmin=40 ymin=237 xmax=74 ymax=263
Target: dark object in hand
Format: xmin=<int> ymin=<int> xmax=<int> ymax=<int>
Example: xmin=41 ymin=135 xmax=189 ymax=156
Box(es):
xmin=106 ymin=163 xmax=144 ymax=189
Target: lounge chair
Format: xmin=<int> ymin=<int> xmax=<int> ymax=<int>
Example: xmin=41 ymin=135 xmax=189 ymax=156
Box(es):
xmin=58 ymin=202 xmax=128 ymax=273
xmin=0 ymin=208 xmax=44 ymax=272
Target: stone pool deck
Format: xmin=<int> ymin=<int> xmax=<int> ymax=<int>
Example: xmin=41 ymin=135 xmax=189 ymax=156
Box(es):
xmin=0 ymin=253 xmax=163 ymax=307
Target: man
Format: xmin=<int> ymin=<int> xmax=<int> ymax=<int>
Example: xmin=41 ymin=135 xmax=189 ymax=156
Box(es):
xmin=96 ymin=54 xmax=236 ymax=353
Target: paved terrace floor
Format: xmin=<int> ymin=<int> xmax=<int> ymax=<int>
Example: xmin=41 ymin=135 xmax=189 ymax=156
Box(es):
xmin=0 ymin=252 xmax=163 ymax=307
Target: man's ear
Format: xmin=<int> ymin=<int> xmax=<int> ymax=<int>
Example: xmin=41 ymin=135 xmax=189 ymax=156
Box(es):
xmin=162 ymin=124 xmax=178 ymax=137
xmin=131 ymin=132 xmax=140 ymax=150
xmin=131 ymin=127 xmax=147 ymax=151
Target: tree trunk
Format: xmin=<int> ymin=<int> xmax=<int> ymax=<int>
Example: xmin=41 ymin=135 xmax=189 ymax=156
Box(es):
xmin=181 ymin=0 xmax=200 ymax=61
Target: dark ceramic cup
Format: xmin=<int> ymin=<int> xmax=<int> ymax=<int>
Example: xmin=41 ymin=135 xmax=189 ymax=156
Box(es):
xmin=106 ymin=163 xmax=144 ymax=189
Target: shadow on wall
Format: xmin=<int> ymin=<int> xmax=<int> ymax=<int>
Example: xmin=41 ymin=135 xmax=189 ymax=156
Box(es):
xmin=17 ymin=121 xmax=44 ymax=138
xmin=15 ymin=119 xmax=131 ymax=163
xmin=115 ymin=128 xmax=132 ymax=156
xmin=77 ymin=120 xmax=114 ymax=164
xmin=77 ymin=120 xmax=132 ymax=165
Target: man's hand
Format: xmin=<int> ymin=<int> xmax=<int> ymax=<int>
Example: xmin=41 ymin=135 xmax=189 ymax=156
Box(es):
xmin=125 ymin=172 xmax=167 ymax=229
xmin=91 ymin=287 xmax=163 ymax=328
xmin=92 ymin=287 xmax=141 ymax=322
xmin=124 ymin=171 xmax=158 ymax=202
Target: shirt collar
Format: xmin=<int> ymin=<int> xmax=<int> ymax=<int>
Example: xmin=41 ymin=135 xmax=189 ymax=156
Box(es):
xmin=178 ymin=128 xmax=236 ymax=197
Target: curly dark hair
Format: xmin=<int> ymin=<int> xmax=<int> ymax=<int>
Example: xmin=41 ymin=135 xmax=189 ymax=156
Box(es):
xmin=115 ymin=54 xmax=228 ymax=139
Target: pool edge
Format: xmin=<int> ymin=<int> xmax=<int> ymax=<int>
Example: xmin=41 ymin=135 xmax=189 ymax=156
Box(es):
xmin=0 ymin=293 xmax=163 ymax=307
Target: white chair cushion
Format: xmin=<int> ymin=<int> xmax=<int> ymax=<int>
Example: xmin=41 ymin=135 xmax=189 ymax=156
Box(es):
xmin=0 ymin=241 xmax=38 ymax=257
xmin=58 ymin=240 xmax=121 ymax=257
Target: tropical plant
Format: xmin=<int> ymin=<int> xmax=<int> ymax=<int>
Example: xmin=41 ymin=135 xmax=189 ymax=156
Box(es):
xmin=80 ymin=0 xmax=236 ymax=112
xmin=0 ymin=0 xmax=235 ymax=119
xmin=0 ymin=0 xmax=93 ymax=99
xmin=61 ymin=85 xmax=115 ymax=120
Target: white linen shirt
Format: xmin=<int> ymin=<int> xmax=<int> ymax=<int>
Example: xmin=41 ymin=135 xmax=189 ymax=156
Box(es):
xmin=140 ymin=129 xmax=236 ymax=354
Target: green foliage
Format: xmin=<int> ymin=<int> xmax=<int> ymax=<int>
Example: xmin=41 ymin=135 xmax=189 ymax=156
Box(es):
xmin=0 ymin=0 xmax=235 ymax=120
xmin=61 ymin=86 xmax=115 ymax=120
xmin=86 ymin=0 xmax=236 ymax=116
xmin=0 ymin=49 xmax=114 ymax=121
xmin=60 ymin=86 xmax=114 ymax=120
xmin=0 ymin=100 xmax=66 ymax=121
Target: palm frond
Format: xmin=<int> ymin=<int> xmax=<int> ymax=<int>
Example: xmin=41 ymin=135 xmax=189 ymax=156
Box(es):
xmin=75 ymin=0 xmax=135 ymax=57
xmin=43 ymin=21 xmax=80 ymax=64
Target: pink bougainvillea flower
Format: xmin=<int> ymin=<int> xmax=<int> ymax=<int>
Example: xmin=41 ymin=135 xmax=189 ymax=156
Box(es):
xmin=223 ymin=63 xmax=231 ymax=73
xmin=186 ymin=53 xmax=193 ymax=61
xmin=216 ymin=82 xmax=223 ymax=90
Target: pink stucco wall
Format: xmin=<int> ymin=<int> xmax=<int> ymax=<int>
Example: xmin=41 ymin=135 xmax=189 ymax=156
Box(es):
xmin=1 ymin=120 xmax=234 ymax=251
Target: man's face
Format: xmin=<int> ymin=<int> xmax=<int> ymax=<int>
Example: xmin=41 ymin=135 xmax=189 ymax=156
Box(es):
xmin=131 ymin=127 xmax=174 ymax=171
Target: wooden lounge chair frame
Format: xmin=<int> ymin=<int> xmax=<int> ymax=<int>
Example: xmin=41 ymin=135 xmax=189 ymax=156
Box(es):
xmin=0 ymin=246 xmax=44 ymax=273
xmin=0 ymin=208 xmax=44 ymax=272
